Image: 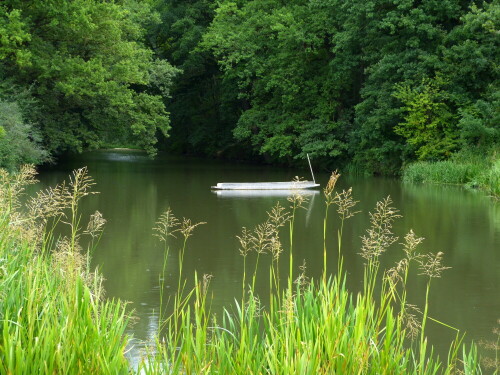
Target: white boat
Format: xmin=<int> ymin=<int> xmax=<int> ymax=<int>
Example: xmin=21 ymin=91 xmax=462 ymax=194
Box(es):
xmin=212 ymin=154 xmax=320 ymax=191
xmin=213 ymin=189 xmax=320 ymax=198
xmin=211 ymin=181 xmax=320 ymax=190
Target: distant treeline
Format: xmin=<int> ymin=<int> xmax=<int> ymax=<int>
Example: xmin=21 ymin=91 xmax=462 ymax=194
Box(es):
xmin=1 ymin=0 xmax=498 ymax=174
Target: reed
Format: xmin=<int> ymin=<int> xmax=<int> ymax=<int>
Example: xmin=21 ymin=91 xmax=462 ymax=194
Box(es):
xmin=403 ymin=150 xmax=499 ymax=199
xmin=476 ymin=159 xmax=500 ymax=198
xmin=0 ymin=166 xmax=483 ymax=374
xmin=141 ymin=176 xmax=482 ymax=374
xmin=403 ymin=160 xmax=482 ymax=185
xmin=0 ymin=166 xmax=130 ymax=374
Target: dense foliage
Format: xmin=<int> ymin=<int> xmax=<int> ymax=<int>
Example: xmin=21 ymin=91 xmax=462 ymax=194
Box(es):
xmin=0 ymin=0 xmax=178 ymax=161
xmin=1 ymin=0 xmax=498 ymax=173
xmin=200 ymin=0 xmax=498 ymax=173
xmin=0 ymin=98 xmax=49 ymax=170
xmin=149 ymin=0 xmax=243 ymax=157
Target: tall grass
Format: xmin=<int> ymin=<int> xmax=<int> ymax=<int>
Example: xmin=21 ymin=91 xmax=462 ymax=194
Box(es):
xmin=0 ymin=166 xmax=130 ymax=374
xmin=476 ymin=159 xmax=500 ymax=198
xmin=139 ymin=173 xmax=482 ymax=374
xmin=403 ymin=160 xmax=482 ymax=185
xmin=403 ymin=149 xmax=499 ymax=199
xmin=0 ymin=166 xmax=483 ymax=374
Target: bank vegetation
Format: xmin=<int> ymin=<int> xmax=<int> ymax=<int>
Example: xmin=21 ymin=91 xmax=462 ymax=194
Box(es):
xmin=0 ymin=167 xmax=485 ymax=373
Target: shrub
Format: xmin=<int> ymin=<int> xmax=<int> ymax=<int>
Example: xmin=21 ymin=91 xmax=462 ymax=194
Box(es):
xmin=0 ymin=100 xmax=49 ymax=170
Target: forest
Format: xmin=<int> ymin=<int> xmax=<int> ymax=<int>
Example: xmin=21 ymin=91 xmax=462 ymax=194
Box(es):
xmin=0 ymin=0 xmax=498 ymax=175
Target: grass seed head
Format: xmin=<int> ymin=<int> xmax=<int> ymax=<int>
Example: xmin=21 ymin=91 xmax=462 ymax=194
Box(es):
xmin=26 ymin=182 xmax=71 ymax=222
xmin=294 ymin=259 xmax=310 ymax=292
xmin=324 ymin=170 xmax=341 ymax=205
xmin=402 ymin=230 xmax=424 ymax=262
xmin=287 ymin=176 xmax=310 ymax=210
xmin=0 ymin=164 xmax=38 ymax=211
xmin=287 ymin=192 xmax=309 ymax=211
xmin=180 ymin=218 xmax=206 ymax=240
xmin=7 ymin=210 xmax=44 ymax=245
xmin=246 ymin=292 xmax=264 ymax=318
xmin=267 ymin=202 xmax=291 ymax=229
xmin=250 ymin=222 xmax=275 ymax=254
xmin=237 ymin=227 xmax=252 ymax=257
xmin=333 ymin=187 xmax=360 ymax=220
xmin=84 ymin=211 xmax=106 ymax=239
xmin=360 ymin=196 xmax=401 ymax=262
xmin=479 ymin=319 xmax=500 ymax=371
xmin=68 ymin=167 xmax=97 ymax=202
xmin=385 ymin=258 xmax=408 ymax=286
xmin=153 ymin=208 xmax=180 ymax=242
xmin=269 ymin=236 xmax=283 ymax=260
xmin=52 ymin=236 xmax=88 ymax=287
xmin=402 ymin=304 xmax=422 ymax=340
xmin=280 ymin=291 xmax=296 ymax=321
xmin=418 ymin=252 xmax=450 ymax=278
xmin=202 ymin=274 xmax=213 ymax=296
xmin=238 ymin=205 xmax=287 ymax=258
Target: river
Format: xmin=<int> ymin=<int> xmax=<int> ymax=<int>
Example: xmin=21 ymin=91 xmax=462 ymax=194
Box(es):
xmin=37 ymin=149 xmax=499 ymax=365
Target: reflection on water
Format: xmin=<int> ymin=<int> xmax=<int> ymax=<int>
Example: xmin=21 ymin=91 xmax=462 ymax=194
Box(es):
xmin=38 ymin=150 xmax=500 ymax=364
xmin=99 ymin=149 xmax=151 ymax=162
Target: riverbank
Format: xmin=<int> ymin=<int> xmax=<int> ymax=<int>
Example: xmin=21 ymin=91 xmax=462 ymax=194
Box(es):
xmin=403 ymin=150 xmax=500 ymax=199
xmin=0 ymin=166 xmax=131 ymax=373
xmin=0 ymin=166 xmax=485 ymax=373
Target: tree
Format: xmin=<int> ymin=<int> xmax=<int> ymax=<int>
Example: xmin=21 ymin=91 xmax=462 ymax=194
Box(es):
xmin=441 ymin=2 xmax=500 ymax=150
xmin=1 ymin=0 xmax=178 ymax=156
xmin=150 ymin=0 xmax=242 ymax=158
xmin=0 ymin=100 xmax=49 ymax=170
xmin=203 ymin=0 xmax=353 ymax=166
xmin=393 ymin=79 xmax=457 ymax=161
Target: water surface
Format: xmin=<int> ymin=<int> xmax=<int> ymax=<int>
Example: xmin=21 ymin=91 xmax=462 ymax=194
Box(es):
xmin=38 ymin=150 xmax=500 ymax=364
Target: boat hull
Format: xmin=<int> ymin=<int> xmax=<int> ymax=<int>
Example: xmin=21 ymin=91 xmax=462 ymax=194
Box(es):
xmin=211 ymin=181 xmax=320 ymax=190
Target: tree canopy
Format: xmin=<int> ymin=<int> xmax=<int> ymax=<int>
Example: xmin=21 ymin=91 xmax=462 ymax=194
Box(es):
xmin=1 ymin=0 xmax=498 ymax=173
xmin=201 ymin=0 xmax=498 ymax=173
xmin=0 ymin=0 xmax=178 ymax=160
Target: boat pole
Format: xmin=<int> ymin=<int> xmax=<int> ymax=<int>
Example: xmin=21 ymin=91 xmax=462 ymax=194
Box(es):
xmin=306 ymin=153 xmax=316 ymax=184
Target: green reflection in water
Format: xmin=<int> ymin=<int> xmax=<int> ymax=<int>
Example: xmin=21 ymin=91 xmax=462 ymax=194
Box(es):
xmin=37 ymin=150 xmax=499 ymax=363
